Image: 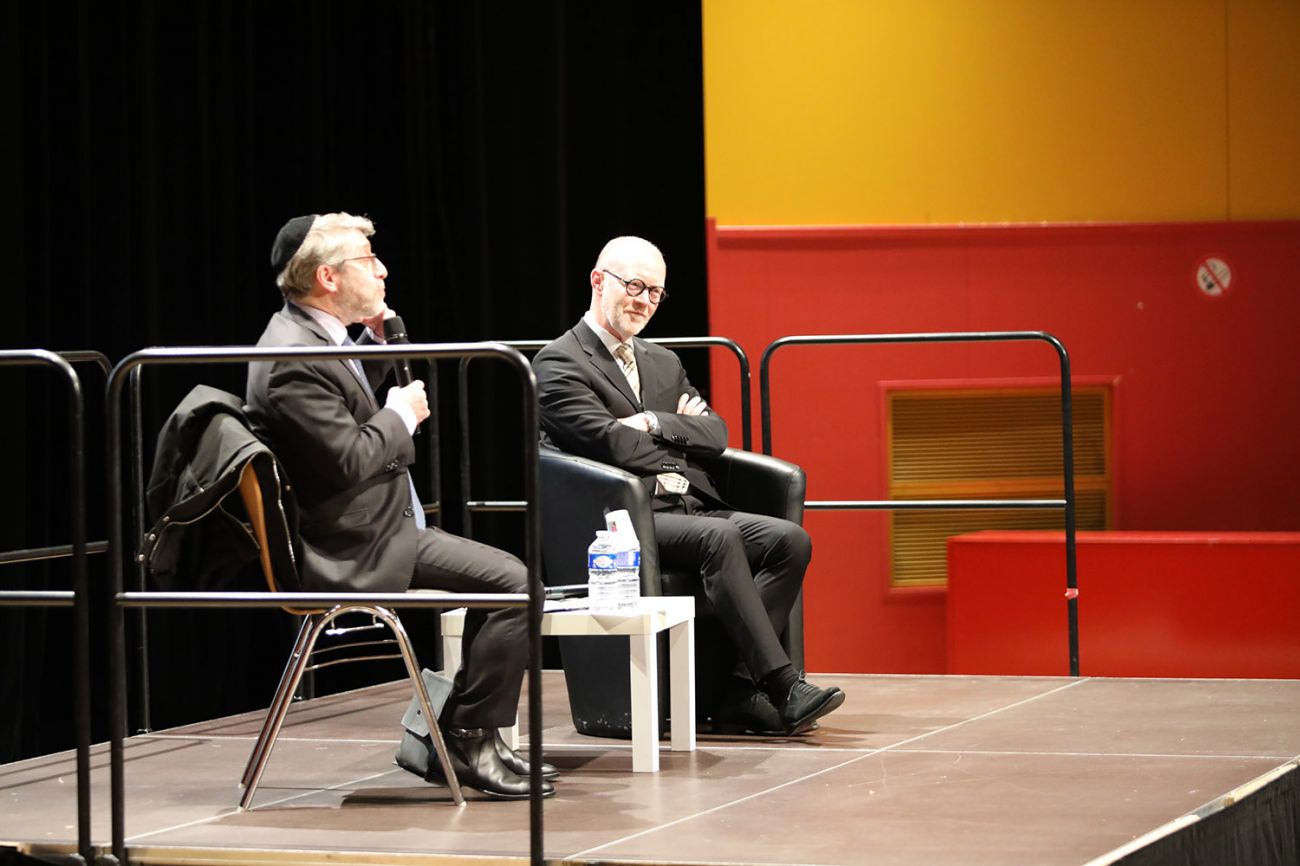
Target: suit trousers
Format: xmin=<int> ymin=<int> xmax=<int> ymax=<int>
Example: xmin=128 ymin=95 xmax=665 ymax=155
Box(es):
xmin=652 ymin=505 xmax=812 ymax=683
xmin=409 ymin=526 xmax=527 ymax=729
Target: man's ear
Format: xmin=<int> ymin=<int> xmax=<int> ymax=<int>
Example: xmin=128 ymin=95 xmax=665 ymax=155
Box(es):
xmin=590 ymin=268 xmax=604 ymax=296
xmin=316 ymin=264 xmax=339 ymax=295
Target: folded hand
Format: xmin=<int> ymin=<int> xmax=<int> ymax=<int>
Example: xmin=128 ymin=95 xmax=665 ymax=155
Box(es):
xmin=677 ymin=393 xmax=708 ymax=416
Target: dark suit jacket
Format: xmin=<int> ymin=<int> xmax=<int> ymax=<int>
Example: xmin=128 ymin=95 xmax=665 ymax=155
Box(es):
xmin=143 ymin=384 xmax=298 ymax=592
xmin=244 ymin=302 xmax=417 ymax=594
xmin=533 ymin=320 xmax=729 ymax=505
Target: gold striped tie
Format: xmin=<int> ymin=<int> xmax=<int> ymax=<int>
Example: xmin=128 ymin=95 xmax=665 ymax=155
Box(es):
xmin=614 ymin=343 xmax=640 ymax=400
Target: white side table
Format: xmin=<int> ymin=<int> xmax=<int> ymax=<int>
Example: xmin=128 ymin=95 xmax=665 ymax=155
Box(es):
xmin=441 ymin=595 xmax=695 ymax=772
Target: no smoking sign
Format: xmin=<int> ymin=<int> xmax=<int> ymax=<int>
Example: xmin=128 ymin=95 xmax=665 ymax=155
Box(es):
xmin=1194 ymin=256 xmax=1232 ymax=298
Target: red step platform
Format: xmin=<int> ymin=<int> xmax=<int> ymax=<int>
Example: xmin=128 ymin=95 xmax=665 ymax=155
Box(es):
xmin=948 ymin=530 xmax=1300 ymax=678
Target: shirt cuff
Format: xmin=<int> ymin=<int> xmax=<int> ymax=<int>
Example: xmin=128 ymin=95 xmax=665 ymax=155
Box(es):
xmin=655 ymin=472 xmax=690 ymax=495
xmin=645 ymin=411 xmax=660 ymax=433
xmin=385 ymin=388 xmax=418 ymax=435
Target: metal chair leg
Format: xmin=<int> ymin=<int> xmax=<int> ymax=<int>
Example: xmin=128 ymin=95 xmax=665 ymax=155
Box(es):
xmin=240 ymin=612 xmax=331 ymax=810
xmin=241 ymin=616 xmax=313 ymax=788
xmin=376 ymin=606 xmax=465 ymax=806
xmin=240 ymin=604 xmax=469 ymax=809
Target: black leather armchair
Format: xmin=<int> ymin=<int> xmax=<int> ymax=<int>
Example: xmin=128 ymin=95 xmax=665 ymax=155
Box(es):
xmin=539 ymin=447 xmax=807 ymax=738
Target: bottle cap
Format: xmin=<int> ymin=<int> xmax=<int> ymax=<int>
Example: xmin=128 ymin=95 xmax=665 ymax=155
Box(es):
xmin=605 ymin=509 xmax=635 ymax=538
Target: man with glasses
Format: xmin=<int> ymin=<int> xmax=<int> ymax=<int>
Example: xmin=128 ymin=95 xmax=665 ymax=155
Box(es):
xmin=533 ymin=235 xmax=844 ymax=737
xmin=245 ymin=212 xmax=556 ymax=799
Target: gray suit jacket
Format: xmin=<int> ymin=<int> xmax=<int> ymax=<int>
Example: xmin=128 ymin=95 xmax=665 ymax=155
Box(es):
xmin=533 ymin=321 xmax=729 ymax=505
xmin=245 ymin=303 xmax=417 ymax=593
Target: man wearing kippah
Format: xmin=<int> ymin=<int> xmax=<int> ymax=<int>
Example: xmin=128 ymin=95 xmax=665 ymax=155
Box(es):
xmin=246 ymin=212 xmax=555 ymax=800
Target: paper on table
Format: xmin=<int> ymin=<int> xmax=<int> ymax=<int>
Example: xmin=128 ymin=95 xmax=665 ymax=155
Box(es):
xmin=544 ymin=597 xmax=591 ymax=612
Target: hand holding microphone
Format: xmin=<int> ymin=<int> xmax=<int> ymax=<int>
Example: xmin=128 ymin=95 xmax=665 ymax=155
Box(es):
xmin=382 ymin=314 xmax=425 ymax=433
xmin=389 ymin=380 xmax=430 ymax=425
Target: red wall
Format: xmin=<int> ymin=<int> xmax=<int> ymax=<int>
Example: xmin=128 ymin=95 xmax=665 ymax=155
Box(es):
xmin=948 ymin=531 xmax=1300 ymax=678
xmin=705 ymin=220 xmax=1300 ymax=674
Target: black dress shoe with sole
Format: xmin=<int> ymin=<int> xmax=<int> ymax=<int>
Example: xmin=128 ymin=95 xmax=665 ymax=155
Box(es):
xmin=779 ymin=680 xmax=845 ymax=735
xmin=699 ymin=688 xmax=785 ymax=736
xmin=430 ymin=727 xmax=555 ymax=800
xmin=494 ymin=727 xmax=559 ymax=781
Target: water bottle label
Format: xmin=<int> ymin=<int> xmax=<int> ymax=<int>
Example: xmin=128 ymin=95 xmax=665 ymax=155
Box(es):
xmin=608 ymin=550 xmax=639 ymax=568
xmin=588 ymin=553 xmax=616 ymax=570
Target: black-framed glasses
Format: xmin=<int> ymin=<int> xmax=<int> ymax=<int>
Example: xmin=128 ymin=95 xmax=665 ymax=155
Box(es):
xmin=603 ymin=269 xmax=668 ymax=304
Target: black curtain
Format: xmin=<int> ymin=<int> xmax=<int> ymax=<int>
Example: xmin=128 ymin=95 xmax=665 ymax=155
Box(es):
xmin=2 ymin=1 xmax=706 ymax=762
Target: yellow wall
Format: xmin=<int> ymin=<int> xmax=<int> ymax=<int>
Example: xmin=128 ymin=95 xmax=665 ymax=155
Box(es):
xmin=703 ymin=0 xmax=1300 ymax=224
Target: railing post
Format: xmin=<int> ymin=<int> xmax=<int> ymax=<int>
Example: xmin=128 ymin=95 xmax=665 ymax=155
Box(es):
xmin=456 ymin=337 xmax=751 ymax=527
xmin=128 ymin=367 xmax=153 ymax=734
xmin=760 ymin=332 xmax=1080 ymax=677
xmin=104 ymin=342 xmax=546 ymax=866
xmin=0 ymin=350 xmax=103 ymax=866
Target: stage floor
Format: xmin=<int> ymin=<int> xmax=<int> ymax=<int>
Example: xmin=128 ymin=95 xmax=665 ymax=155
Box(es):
xmin=3 ymin=672 xmax=1298 ymax=865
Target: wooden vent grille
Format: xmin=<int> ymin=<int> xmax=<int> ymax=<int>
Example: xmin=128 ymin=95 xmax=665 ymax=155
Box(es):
xmin=888 ymin=387 xmax=1110 ymax=587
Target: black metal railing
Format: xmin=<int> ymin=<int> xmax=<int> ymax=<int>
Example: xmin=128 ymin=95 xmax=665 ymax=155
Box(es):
xmin=760 ymin=331 xmax=1080 ymax=676
xmin=0 ymin=349 xmax=102 ymax=866
xmin=105 ymin=343 xmax=546 ymax=866
xmin=457 ymin=336 xmax=752 ymax=536
xmin=1 ymin=352 xmax=111 ymax=567
xmin=124 ymin=358 xmax=445 ymax=732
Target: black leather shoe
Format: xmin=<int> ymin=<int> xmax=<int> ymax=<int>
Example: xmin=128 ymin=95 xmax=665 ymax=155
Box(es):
xmin=699 ymin=689 xmax=785 ymax=736
xmin=493 ymin=728 xmax=559 ymax=781
xmin=779 ymin=680 xmax=845 ymax=735
xmin=430 ymin=728 xmax=555 ymax=800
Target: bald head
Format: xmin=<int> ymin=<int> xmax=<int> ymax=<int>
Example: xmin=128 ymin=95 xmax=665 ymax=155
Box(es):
xmin=594 ymin=236 xmax=665 ymax=275
xmin=590 ymin=236 xmax=667 ymax=342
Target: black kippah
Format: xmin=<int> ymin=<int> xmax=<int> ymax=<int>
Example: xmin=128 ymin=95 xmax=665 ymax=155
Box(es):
xmin=270 ymin=214 xmax=318 ymax=273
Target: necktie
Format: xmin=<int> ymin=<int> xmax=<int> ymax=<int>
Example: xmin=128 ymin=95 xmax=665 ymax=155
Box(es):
xmin=614 ymin=342 xmax=689 ymax=496
xmin=340 ymin=334 xmax=370 ymax=393
xmin=614 ymin=343 xmax=640 ymax=401
xmin=342 ymin=335 xmax=426 ymax=530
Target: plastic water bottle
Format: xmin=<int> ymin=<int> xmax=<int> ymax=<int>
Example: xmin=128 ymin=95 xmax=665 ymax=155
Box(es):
xmin=603 ymin=510 xmax=641 ymax=612
xmin=587 ymin=530 xmax=620 ymax=613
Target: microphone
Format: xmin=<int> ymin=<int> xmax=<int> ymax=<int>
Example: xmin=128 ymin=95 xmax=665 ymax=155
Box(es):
xmin=382 ymin=315 xmax=415 ymax=387
xmin=383 ymin=315 xmax=421 ymax=435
